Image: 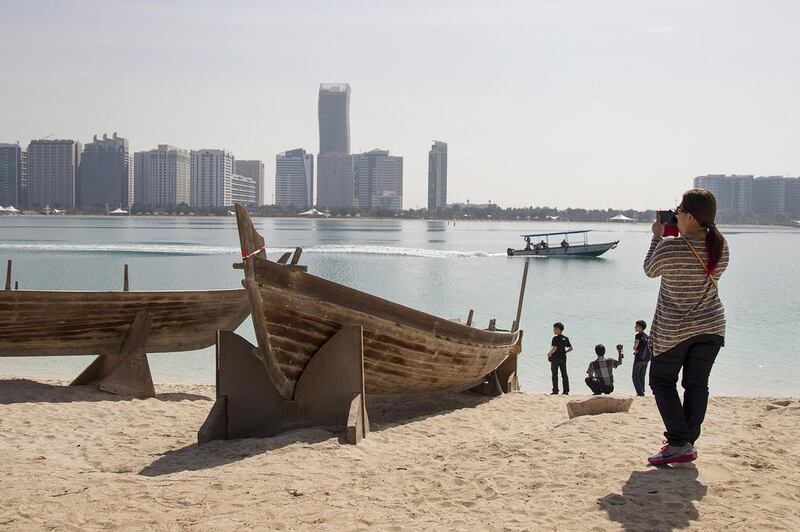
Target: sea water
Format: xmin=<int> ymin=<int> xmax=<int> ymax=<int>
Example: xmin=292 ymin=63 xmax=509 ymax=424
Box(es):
xmin=1 ymin=216 xmax=798 ymax=396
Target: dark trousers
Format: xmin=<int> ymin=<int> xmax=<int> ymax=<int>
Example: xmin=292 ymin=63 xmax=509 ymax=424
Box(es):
xmin=585 ymin=377 xmax=613 ymax=395
xmin=632 ymin=361 xmax=649 ymax=396
xmin=550 ymin=358 xmax=569 ymax=393
xmin=649 ymin=335 xmax=723 ymax=447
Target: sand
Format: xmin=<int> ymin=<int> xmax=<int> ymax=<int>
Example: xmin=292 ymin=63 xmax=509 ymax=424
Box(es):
xmin=1 ymin=378 xmax=798 ymax=531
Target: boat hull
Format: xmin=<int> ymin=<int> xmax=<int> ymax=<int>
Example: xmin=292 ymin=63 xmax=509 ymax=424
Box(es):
xmin=507 ymin=241 xmax=618 ymax=257
xmin=0 ymin=289 xmax=250 ymax=357
xmin=248 ymin=256 xmax=521 ymax=396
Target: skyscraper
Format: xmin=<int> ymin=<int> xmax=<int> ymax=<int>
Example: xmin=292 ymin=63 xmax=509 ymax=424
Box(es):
xmin=79 ymin=132 xmax=133 ymax=209
xmin=275 ymin=148 xmax=314 ymax=209
xmin=353 ymin=149 xmax=403 ymax=210
xmin=133 ymin=145 xmax=191 ymax=207
xmin=317 ymin=83 xmax=354 ymax=208
xmin=0 ymin=142 xmax=26 ymax=208
xmin=318 ymin=83 xmax=351 ymax=155
xmin=427 ymin=140 xmax=448 ymax=210
xmin=231 ymin=173 xmax=258 ymax=206
xmin=191 ymin=149 xmax=234 ymax=208
xmin=27 ymin=139 xmax=81 ymax=209
xmin=234 ymin=160 xmax=265 ymax=206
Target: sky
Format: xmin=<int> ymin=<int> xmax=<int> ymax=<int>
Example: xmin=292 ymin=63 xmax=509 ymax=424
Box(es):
xmin=1 ymin=0 xmax=799 ymax=209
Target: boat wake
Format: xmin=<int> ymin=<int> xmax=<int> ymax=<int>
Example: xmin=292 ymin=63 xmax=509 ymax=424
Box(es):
xmin=0 ymin=242 xmax=506 ymax=259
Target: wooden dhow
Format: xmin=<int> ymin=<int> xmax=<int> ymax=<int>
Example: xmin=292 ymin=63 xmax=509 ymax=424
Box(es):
xmin=198 ymin=205 xmax=527 ymax=445
xmin=1 ymin=261 xmax=250 ymax=398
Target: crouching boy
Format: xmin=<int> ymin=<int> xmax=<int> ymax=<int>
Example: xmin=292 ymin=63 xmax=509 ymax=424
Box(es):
xmin=585 ymin=344 xmax=623 ymax=395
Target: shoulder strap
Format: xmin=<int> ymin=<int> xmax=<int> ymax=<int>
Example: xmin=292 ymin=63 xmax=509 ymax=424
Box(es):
xmin=683 ymin=237 xmax=718 ymax=289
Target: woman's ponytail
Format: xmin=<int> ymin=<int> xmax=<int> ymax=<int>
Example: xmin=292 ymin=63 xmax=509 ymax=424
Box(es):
xmin=704 ymin=223 xmax=724 ymax=274
xmin=682 ymin=189 xmax=725 ymax=274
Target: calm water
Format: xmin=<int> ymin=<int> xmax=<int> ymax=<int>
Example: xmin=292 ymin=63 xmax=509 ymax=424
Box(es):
xmin=1 ymin=216 xmax=798 ymax=396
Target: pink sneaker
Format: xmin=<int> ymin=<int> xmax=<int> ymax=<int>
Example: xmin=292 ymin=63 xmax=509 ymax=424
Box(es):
xmin=648 ymin=443 xmax=697 ymax=465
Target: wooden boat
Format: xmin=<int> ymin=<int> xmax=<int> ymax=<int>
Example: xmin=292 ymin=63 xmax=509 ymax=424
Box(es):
xmin=0 ymin=289 xmax=250 ymax=357
xmin=0 ymin=261 xmax=250 ymax=397
xmin=198 ymin=205 xmax=526 ymax=445
xmin=507 ymin=230 xmax=618 ymax=258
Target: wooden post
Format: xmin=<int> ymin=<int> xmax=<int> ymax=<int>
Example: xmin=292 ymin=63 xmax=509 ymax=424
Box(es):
xmin=14 ymin=281 xmax=18 ymax=290
xmin=488 ymin=318 xmax=496 ymax=331
xmin=466 ymin=309 xmax=474 ymax=327
xmin=4 ymin=259 xmax=11 ymax=290
xmin=123 ymin=264 xmax=129 ymax=291
xmin=290 ymin=247 xmax=303 ymax=265
xmin=513 ymin=261 xmax=530 ymax=332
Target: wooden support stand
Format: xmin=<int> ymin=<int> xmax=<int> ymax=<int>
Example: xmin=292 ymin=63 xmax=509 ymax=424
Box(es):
xmin=70 ymin=311 xmax=156 ymax=398
xmin=198 ymin=325 xmax=370 ymax=446
xmin=471 ymin=331 xmax=523 ymax=395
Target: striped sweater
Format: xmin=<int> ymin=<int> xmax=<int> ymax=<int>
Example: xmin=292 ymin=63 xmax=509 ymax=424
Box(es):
xmin=643 ymin=234 xmax=729 ymax=356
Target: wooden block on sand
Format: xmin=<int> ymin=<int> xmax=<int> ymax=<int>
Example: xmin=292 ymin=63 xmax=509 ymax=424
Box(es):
xmin=567 ymin=396 xmax=633 ymax=419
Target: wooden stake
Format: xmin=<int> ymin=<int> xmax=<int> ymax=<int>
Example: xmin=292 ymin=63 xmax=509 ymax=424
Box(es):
xmin=466 ymin=309 xmax=474 ymax=327
xmin=14 ymin=281 xmax=18 ymax=290
xmin=513 ymin=261 xmax=530 ymax=332
xmin=123 ymin=264 xmax=129 ymax=291
xmin=488 ymin=318 xmax=496 ymax=331
xmin=4 ymin=259 xmax=11 ymax=290
xmin=290 ymin=247 xmax=303 ymax=265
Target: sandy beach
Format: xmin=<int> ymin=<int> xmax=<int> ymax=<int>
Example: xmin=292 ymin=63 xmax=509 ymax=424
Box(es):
xmin=1 ymin=378 xmax=798 ymax=531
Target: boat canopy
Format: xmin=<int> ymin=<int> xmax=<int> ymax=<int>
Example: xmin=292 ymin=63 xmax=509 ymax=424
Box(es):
xmin=520 ymin=230 xmax=592 ymax=238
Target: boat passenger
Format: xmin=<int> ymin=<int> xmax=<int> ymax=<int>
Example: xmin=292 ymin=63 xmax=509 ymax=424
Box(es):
xmin=524 ymin=236 xmax=532 ymax=251
xmin=585 ymin=344 xmax=623 ymax=395
xmin=561 ymin=239 xmax=569 ymax=250
xmin=540 ymin=240 xmax=548 ymax=250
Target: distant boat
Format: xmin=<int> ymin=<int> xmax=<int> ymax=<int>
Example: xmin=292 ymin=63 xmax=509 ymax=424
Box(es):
xmin=109 ymin=207 xmax=128 ymax=216
xmin=298 ymin=208 xmax=331 ymax=218
xmin=608 ymin=214 xmax=635 ymax=223
xmin=507 ymin=230 xmax=618 ymax=258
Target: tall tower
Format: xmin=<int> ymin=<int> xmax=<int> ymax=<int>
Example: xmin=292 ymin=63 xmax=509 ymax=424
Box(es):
xmin=427 ymin=140 xmax=448 ymax=210
xmin=353 ymin=149 xmax=403 ymax=210
xmin=79 ymin=132 xmax=133 ymax=208
xmin=27 ymin=139 xmax=82 ymax=209
xmin=0 ymin=143 xmax=26 ymax=208
xmin=134 ymin=145 xmax=191 ymax=207
xmin=190 ymin=149 xmax=234 ymax=208
xmin=317 ymin=83 xmax=354 ymax=208
xmin=275 ymin=149 xmax=314 ymax=209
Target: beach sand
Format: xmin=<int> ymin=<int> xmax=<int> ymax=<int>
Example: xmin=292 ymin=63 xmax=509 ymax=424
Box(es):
xmin=1 ymin=378 xmax=798 ymax=531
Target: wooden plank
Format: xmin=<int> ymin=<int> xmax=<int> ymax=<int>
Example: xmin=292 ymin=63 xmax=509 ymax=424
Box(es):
xmin=4 ymin=259 xmax=10 ymax=291
xmin=123 ymin=264 xmax=129 ymax=291
xmin=290 ymin=247 xmax=303 ymax=265
xmin=276 ymin=252 xmax=291 ymax=264
xmin=466 ymin=309 xmax=474 ymax=327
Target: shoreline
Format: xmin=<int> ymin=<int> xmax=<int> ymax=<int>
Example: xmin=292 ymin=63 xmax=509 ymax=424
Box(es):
xmin=2 ymin=377 xmax=798 ymax=530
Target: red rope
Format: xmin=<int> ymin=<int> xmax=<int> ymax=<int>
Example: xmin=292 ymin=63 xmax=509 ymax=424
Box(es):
xmin=242 ymin=245 xmax=266 ymax=260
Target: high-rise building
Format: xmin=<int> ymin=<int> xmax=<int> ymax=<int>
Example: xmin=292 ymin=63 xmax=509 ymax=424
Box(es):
xmin=27 ymin=139 xmax=81 ymax=209
xmin=694 ymin=174 xmax=733 ymax=211
xmin=353 ymin=149 xmax=403 ymax=210
xmin=133 ymin=145 xmax=191 ymax=207
xmin=427 ymin=140 xmax=448 ymax=210
xmin=317 ymin=83 xmax=354 ymax=208
xmin=731 ymin=175 xmax=753 ymax=213
xmin=786 ymin=178 xmax=800 ymax=216
xmin=317 ymin=155 xmax=354 ymax=208
xmin=275 ymin=149 xmax=314 ymax=209
xmin=318 ymin=83 xmax=351 ymax=155
xmin=0 ymin=142 xmax=26 ymax=208
xmin=191 ymin=149 xmax=234 ymax=208
xmin=753 ymin=176 xmax=788 ymax=215
xmin=231 ymin=173 xmax=258 ymax=206
xmin=79 ymin=132 xmax=133 ymax=209
xmin=234 ymin=160 xmax=265 ymax=206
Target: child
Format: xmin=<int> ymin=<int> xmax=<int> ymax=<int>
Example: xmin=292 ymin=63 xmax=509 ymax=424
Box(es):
xmin=585 ymin=344 xmax=624 ymax=395
xmin=632 ymin=320 xmax=652 ymax=397
xmin=546 ymin=322 xmax=572 ymax=395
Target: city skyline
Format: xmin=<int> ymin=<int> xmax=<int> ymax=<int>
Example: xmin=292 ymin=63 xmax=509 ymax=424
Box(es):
xmin=3 ymin=2 xmax=800 ymax=209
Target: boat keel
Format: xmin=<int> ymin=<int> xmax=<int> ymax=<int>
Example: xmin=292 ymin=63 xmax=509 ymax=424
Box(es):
xmin=69 ymin=311 xmax=156 ymax=398
xmin=198 ymin=325 xmax=370 ymax=446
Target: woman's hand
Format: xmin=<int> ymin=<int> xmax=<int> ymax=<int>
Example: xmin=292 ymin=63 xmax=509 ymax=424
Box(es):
xmin=651 ymin=217 xmax=663 ymax=237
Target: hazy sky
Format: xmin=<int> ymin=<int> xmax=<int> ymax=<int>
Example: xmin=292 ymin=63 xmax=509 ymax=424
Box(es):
xmin=2 ymin=0 xmax=798 ymax=209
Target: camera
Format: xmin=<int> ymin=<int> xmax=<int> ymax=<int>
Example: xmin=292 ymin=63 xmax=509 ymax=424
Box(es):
xmin=657 ymin=210 xmax=677 ymax=225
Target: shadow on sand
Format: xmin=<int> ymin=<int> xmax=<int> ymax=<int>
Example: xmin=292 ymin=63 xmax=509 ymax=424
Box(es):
xmin=0 ymin=378 xmax=211 ymax=405
xmin=139 ymin=391 xmax=495 ymax=477
xmin=598 ymin=464 xmax=707 ymax=531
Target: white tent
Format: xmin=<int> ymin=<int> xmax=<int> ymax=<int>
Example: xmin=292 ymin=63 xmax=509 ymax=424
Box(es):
xmin=5 ymin=206 xmax=19 ymax=213
xmin=608 ymin=213 xmax=635 ymax=222
xmin=109 ymin=207 xmax=128 ymax=215
xmin=0 ymin=206 xmax=5 ymax=211
xmin=298 ymin=208 xmax=330 ymax=217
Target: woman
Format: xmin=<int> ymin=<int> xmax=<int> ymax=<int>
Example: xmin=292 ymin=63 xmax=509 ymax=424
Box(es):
xmin=643 ymin=189 xmax=729 ymax=465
